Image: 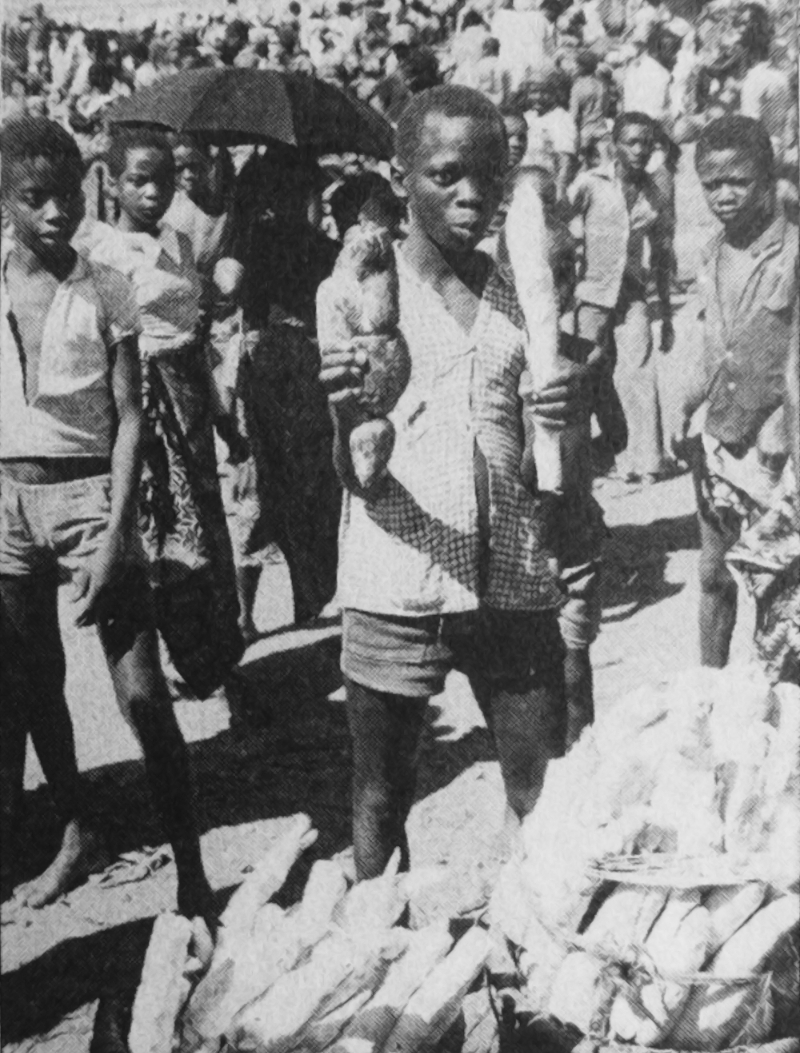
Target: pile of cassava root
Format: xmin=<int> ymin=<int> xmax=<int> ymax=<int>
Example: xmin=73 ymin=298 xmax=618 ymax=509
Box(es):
xmin=128 ymin=814 xmax=492 ymax=1053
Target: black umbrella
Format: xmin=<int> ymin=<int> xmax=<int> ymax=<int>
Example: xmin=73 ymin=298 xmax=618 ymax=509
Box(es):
xmin=108 ymin=68 xmax=394 ymax=159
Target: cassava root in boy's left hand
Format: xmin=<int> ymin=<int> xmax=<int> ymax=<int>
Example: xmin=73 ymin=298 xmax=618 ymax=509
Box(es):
xmin=529 ymin=363 xmax=590 ymax=429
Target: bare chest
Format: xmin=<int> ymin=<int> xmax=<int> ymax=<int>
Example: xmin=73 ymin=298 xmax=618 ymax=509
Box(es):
xmin=5 ymin=270 xmax=60 ymax=401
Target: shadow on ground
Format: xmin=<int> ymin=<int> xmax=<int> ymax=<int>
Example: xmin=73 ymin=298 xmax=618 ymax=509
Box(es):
xmin=3 ymin=631 xmax=496 ymax=1044
xmin=601 ymin=513 xmax=699 ymax=621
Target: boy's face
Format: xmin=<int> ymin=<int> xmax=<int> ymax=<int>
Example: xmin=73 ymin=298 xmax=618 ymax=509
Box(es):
xmin=4 ymin=156 xmax=84 ymax=258
xmin=116 ymin=146 xmax=175 ymax=229
xmin=173 ymin=143 xmax=207 ymax=199
xmin=402 ymin=112 xmax=507 ymax=254
xmin=615 ymin=122 xmax=654 ymax=174
xmin=527 ymin=85 xmax=551 ymax=115
xmin=696 ymin=147 xmax=772 ymax=232
xmin=503 ymin=115 xmax=529 ymax=169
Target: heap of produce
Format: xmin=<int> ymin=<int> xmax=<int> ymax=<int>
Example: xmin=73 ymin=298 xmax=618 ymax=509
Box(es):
xmin=317 ymin=218 xmax=411 ymax=491
xmin=491 ymin=666 xmax=800 ymax=1052
xmin=128 ymin=814 xmax=493 ymax=1053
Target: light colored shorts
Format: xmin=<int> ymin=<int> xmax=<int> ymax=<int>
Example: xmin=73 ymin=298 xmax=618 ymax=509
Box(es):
xmin=0 ymin=472 xmax=115 ymax=580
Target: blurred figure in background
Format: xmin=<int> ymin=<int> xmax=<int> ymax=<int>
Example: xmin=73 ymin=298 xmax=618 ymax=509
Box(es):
xmin=227 ymin=148 xmax=341 ymax=627
xmin=569 ymin=111 xmax=675 ymax=483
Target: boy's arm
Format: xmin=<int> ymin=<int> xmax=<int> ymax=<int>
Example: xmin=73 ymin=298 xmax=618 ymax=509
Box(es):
xmin=651 ymin=198 xmax=675 ymax=351
xmin=74 ymin=334 xmax=144 ymax=627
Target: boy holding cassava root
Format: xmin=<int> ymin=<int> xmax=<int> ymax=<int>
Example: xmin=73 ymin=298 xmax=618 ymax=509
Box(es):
xmin=318 ymin=86 xmax=586 ymax=881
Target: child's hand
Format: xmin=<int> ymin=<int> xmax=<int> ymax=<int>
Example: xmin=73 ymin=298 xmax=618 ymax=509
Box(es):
xmin=319 ymin=338 xmax=375 ymax=408
xmin=73 ymin=534 xmax=128 ymax=628
xmin=670 ymin=416 xmax=695 ymax=464
xmin=529 ymin=363 xmax=589 ymax=430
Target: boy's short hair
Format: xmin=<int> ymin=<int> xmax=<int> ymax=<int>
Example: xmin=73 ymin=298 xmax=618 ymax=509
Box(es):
xmin=695 ymin=115 xmax=775 ymax=178
xmin=1 ymin=115 xmax=83 ymax=187
xmin=107 ymin=126 xmax=174 ymax=178
xmin=612 ymin=111 xmax=657 ymax=141
xmin=396 ymin=85 xmax=506 ymax=166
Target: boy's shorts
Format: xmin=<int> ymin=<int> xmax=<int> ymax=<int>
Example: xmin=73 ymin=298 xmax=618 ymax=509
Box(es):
xmin=0 ymin=472 xmax=150 ymax=622
xmin=342 ymin=607 xmax=565 ymax=700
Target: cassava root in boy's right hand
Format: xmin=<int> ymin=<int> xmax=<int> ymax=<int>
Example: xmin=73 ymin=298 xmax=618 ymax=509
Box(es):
xmin=529 ymin=363 xmax=590 ymax=430
xmin=320 ymin=335 xmax=397 ymax=407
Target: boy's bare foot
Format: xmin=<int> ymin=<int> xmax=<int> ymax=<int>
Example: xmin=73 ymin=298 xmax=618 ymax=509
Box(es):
xmin=177 ymin=874 xmax=218 ymax=932
xmin=11 ymin=821 xmax=108 ymax=909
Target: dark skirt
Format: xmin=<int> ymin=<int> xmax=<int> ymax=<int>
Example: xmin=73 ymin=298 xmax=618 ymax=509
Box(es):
xmin=243 ymin=320 xmax=341 ymax=624
xmin=140 ymin=345 xmax=244 ymax=698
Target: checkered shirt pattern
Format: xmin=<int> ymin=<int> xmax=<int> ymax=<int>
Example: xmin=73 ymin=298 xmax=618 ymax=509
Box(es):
xmin=327 ymin=246 xmax=563 ymax=616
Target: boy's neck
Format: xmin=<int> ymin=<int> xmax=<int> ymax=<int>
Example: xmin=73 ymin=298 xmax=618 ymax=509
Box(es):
xmin=117 ymin=213 xmax=161 ymax=236
xmin=403 ymin=222 xmax=487 ymax=297
xmin=723 ymin=199 xmax=777 ymax=250
xmin=8 ymin=240 xmax=76 ymax=282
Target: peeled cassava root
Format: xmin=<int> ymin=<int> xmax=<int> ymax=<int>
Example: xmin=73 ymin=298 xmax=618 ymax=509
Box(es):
xmin=132 ymin=819 xmax=489 ymax=1053
xmin=317 ymin=221 xmax=411 ymax=490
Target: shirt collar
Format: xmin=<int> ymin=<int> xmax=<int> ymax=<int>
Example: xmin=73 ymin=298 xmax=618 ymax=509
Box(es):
xmin=116 ymin=222 xmax=182 ymax=265
xmin=745 ymin=210 xmax=789 ymax=261
xmin=2 ymin=239 xmax=90 ymax=287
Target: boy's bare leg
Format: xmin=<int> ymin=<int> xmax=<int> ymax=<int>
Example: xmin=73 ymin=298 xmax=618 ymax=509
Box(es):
xmin=487 ymin=676 xmax=567 ymax=822
xmin=100 ymin=619 xmax=215 ymax=921
xmin=235 ymin=564 xmax=261 ymax=646
xmin=1 ymin=575 xmax=104 ymax=908
xmin=564 ymin=647 xmax=594 ymax=748
xmin=345 ymin=678 xmax=427 ymax=881
xmin=1 ymin=615 xmax=29 ymax=899
xmin=698 ymin=513 xmax=738 ymax=668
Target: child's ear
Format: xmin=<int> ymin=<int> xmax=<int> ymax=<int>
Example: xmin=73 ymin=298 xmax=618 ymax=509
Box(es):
xmin=390 ymin=156 xmax=408 ymax=200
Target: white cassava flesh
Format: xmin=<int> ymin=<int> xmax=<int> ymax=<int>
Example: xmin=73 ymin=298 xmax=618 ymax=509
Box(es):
xmin=335 ymin=849 xmax=404 ymax=937
xmin=181 ymin=904 xmax=288 ymax=1051
xmin=583 ymin=885 xmax=669 ymax=962
xmin=129 ymin=913 xmax=194 ymax=1053
xmin=667 ymin=894 xmax=800 ymax=1052
xmin=229 ymin=931 xmax=360 ymax=1053
xmin=183 ymin=830 xmax=334 ymax=1051
xmin=350 ymin=419 xmax=395 ymax=490
xmin=547 ymin=952 xmax=608 ymax=1035
xmin=610 ymin=903 xmax=711 ymax=1046
xmin=331 ymin=924 xmax=455 ymax=1053
xmin=218 ymin=815 xmax=316 ymax=947
xmin=296 ymin=989 xmax=374 ymax=1053
xmin=703 ymin=884 xmax=767 ymax=960
xmin=383 ymin=926 xmax=493 ymax=1053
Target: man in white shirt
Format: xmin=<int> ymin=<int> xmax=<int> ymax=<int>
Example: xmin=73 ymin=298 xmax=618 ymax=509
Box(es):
xmin=492 ymin=0 xmax=556 ymax=96
xmin=622 ymin=23 xmax=683 ymax=132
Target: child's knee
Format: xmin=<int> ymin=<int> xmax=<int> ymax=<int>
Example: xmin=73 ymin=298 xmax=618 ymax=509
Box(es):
xmin=699 ymin=553 xmax=736 ymax=596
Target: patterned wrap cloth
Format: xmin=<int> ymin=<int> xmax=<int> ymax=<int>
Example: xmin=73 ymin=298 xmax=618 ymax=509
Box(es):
xmin=141 ymin=345 xmax=244 ymax=698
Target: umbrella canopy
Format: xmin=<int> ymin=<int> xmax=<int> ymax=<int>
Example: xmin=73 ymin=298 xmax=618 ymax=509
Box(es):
xmin=108 ymin=68 xmax=394 ymax=159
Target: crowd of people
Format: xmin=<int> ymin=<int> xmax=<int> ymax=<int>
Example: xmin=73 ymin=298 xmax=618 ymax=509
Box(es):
xmin=1 ymin=0 xmax=797 ymax=954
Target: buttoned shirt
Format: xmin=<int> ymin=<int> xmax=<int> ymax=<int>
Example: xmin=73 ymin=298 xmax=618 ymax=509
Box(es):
xmin=320 ymin=247 xmax=563 ymax=616
xmin=79 ymin=221 xmax=202 ymax=357
xmin=568 ymin=162 xmax=672 ymax=308
xmin=691 ymin=213 xmax=798 ymax=451
xmin=0 ymin=251 xmax=139 ymax=459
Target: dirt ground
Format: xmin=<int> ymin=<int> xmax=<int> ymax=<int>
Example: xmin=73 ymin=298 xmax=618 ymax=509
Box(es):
xmin=0 ymin=151 xmax=759 ymax=1052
